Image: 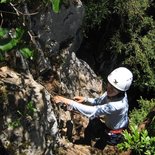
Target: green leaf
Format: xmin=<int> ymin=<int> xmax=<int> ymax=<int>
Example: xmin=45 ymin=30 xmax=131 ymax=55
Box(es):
xmin=0 ymin=27 xmax=8 ymax=37
xmin=0 ymin=0 xmax=7 ymax=3
xmin=26 ymin=101 xmax=37 ymax=114
xmin=124 ymin=142 xmax=131 ymax=149
xmin=12 ymin=28 xmax=24 ymax=40
xmin=0 ymin=28 xmax=24 ymax=52
xmin=20 ymin=48 xmax=33 ymax=59
xmin=51 ymin=0 xmax=60 ymax=13
xmin=124 ymin=132 xmax=132 ymax=142
xmin=0 ymin=39 xmax=19 ymax=51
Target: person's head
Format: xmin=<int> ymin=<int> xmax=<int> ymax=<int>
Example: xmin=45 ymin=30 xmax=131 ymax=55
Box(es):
xmin=107 ymin=67 xmax=133 ymax=97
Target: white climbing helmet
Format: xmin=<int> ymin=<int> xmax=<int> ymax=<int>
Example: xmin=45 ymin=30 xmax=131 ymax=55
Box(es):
xmin=107 ymin=67 xmax=133 ymax=91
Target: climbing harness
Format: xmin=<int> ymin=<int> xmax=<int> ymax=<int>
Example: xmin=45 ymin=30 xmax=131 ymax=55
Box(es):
xmin=106 ymin=128 xmax=126 ymax=145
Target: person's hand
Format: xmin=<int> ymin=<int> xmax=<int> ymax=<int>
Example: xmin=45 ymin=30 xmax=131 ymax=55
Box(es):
xmin=53 ymin=96 xmax=72 ymax=105
xmin=73 ymin=96 xmax=86 ymax=103
xmin=53 ymin=96 xmax=63 ymax=104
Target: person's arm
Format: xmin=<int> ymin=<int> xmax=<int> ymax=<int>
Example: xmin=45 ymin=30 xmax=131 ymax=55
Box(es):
xmin=69 ymin=99 xmax=116 ymax=119
xmin=74 ymin=92 xmax=107 ymax=105
xmin=53 ymin=95 xmax=110 ymax=118
xmin=53 ymin=95 xmax=97 ymax=118
xmin=69 ymin=100 xmax=98 ymax=118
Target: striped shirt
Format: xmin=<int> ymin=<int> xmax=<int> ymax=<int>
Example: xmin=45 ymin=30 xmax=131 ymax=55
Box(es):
xmin=69 ymin=92 xmax=129 ymax=129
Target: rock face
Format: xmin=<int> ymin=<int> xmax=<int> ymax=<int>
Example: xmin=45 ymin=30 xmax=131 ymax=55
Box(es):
xmin=0 ymin=66 xmax=58 ymax=155
xmin=0 ymin=1 xmax=103 ymax=154
xmin=54 ymin=49 xmax=102 ymax=98
xmin=47 ymin=48 xmax=102 ymax=146
xmin=0 ymin=55 xmax=103 ymax=155
xmin=30 ymin=0 xmax=84 ymax=75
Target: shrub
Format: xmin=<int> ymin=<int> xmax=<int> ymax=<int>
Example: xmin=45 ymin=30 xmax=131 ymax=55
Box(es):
xmin=117 ymin=125 xmax=155 ymax=155
xmin=129 ymin=98 xmax=155 ymax=127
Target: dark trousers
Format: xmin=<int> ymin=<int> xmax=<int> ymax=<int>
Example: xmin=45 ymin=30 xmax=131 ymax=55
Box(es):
xmin=84 ymin=118 xmax=109 ymax=146
xmin=84 ymin=118 xmax=124 ymax=148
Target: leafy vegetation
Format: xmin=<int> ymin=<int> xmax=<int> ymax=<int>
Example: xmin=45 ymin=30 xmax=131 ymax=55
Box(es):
xmin=0 ymin=0 xmax=61 ymax=13
xmin=117 ymin=125 xmax=155 ymax=155
xmin=110 ymin=0 xmax=155 ymax=92
xmin=20 ymin=48 xmax=33 ymax=59
xmin=26 ymin=101 xmax=37 ymax=115
xmin=117 ymin=98 xmax=155 ymax=154
xmin=8 ymin=118 xmax=21 ymax=128
xmin=0 ymin=28 xmax=23 ymax=52
xmin=129 ymin=98 xmax=155 ymax=127
xmin=0 ymin=27 xmax=33 ymax=61
xmin=83 ymin=0 xmax=155 ymax=94
xmin=50 ymin=0 xmax=61 ymax=13
xmin=8 ymin=101 xmax=37 ymax=129
xmin=83 ymin=0 xmax=110 ymax=32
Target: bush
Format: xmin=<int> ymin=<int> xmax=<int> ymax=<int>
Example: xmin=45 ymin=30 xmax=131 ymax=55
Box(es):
xmin=129 ymin=97 xmax=155 ymax=126
xmin=83 ymin=0 xmax=110 ymax=32
xmin=117 ymin=125 xmax=155 ymax=155
xmin=83 ymin=0 xmax=155 ymax=94
xmin=108 ymin=0 xmax=155 ymax=93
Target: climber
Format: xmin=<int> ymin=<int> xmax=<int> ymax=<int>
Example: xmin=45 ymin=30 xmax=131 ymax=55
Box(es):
xmin=53 ymin=67 xmax=133 ymax=148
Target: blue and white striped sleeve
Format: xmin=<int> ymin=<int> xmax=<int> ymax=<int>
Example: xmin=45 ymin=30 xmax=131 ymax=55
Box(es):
xmin=86 ymin=92 xmax=107 ymax=105
xmin=69 ymin=100 xmax=97 ymax=118
xmin=68 ymin=99 xmax=111 ymax=119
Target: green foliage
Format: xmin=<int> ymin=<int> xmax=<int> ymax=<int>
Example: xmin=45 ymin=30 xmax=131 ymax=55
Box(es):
xmin=83 ymin=0 xmax=155 ymax=93
xmin=8 ymin=101 xmax=37 ymax=129
xmin=130 ymin=98 xmax=155 ymax=126
xmin=0 ymin=0 xmax=8 ymax=3
xmin=50 ymin=0 xmax=61 ymax=13
xmin=123 ymin=29 xmax=155 ymax=91
xmin=83 ymin=0 xmax=110 ymax=31
xmin=0 ymin=27 xmax=8 ymax=37
xmin=117 ymin=125 xmax=155 ymax=155
xmin=0 ymin=27 xmax=34 ymax=61
xmin=8 ymin=119 xmax=21 ymax=128
xmin=0 ymin=0 xmax=62 ymax=13
xmin=17 ymin=101 xmax=37 ymax=117
xmin=20 ymin=48 xmax=33 ymax=60
xmin=0 ymin=28 xmax=24 ymax=52
xmin=26 ymin=101 xmax=37 ymax=115
xmin=105 ymin=0 xmax=155 ymax=92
